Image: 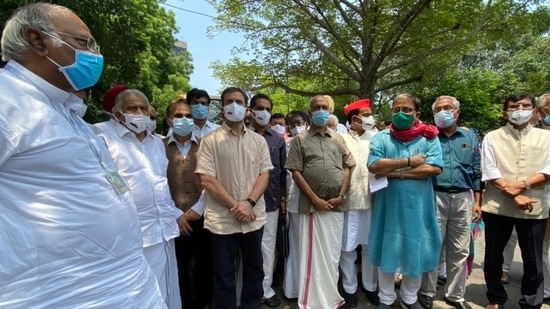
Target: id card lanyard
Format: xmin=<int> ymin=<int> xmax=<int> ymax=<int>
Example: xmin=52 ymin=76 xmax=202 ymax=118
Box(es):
xmin=5 ymin=63 xmax=128 ymax=194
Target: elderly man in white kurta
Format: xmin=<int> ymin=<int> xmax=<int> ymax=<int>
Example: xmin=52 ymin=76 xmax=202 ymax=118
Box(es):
xmin=340 ymin=99 xmax=380 ymax=307
xmin=99 ymin=89 xmax=191 ymax=308
xmin=0 ymin=3 xmax=165 ymax=307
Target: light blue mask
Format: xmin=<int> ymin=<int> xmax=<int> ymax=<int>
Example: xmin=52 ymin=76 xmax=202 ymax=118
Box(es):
xmin=172 ymin=117 xmax=195 ymax=137
xmin=48 ymin=49 xmax=104 ymax=91
xmin=434 ymin=111 xmax=455 ymax=128
xmin=311 ymin=110 xmax=330 ymax=126
xmin=191 ymin=104 xmax=209 ymax=120
xmin=541 ymin=110 xmax=550 ymax=126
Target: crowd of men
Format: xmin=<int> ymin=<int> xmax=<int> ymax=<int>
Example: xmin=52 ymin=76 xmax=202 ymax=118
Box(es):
xmin=2 ymin=3 xmax=550 ymax=309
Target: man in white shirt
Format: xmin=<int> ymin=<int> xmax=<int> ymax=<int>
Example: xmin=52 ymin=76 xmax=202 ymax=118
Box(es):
xmin=340 ymin=99 xmax=379 ymax=307
xmin=283 ymin=110 xmax=310 ymax=300
xmin=99 ymin=88 xmax=191 ymax=309
xmin=481 ymin=93 xmax=550 ymax=309
xmin=187 ymin=88 xmax=220 ymax=138
xmin=0 ymin=3 xmax=165 ymax=307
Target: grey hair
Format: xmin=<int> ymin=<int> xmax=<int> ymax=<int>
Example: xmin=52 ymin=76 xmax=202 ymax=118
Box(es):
xmin=328 ymin=114 xmax=339 ymax=124
xmin=536 ymin=93 xmax=550 ymax=108
xmin=432 ymin=95 xmax=460 ymax=111
xmin=1 ymin=3 xmax=70 ymax=61
xmin=112 ymin=89 xmax=151 ymax=113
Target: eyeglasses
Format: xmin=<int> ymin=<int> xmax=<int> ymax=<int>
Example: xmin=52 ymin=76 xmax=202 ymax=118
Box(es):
xmin=392 ymin=107 xmax=415 ymax=114
xmin=49 ymin=31 xmax=101 ymax=53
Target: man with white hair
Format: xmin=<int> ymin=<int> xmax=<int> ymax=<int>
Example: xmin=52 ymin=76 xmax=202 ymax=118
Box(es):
xmin=418 ymin=96 xmax=482 ymax=309
xmin=99 ymin=89 xmax=191 ymax=308
xmin=0 ymin=3 xmax=165 ymax=307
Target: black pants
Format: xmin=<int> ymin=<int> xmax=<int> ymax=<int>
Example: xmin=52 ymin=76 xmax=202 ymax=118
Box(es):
xmin=483 ymin=212 xmax=547 ymax=309
xmin=211 ymin=228 xmax=264 ymax=309
xmin=175 ymin=218 xmax=213 ymax=309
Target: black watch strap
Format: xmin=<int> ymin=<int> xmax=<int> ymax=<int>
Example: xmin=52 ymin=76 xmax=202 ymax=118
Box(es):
xmin=246 ymin=198 xmax=256 ymax=207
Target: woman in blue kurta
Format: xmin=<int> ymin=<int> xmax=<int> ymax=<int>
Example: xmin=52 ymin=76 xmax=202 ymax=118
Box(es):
xmin=367 ymin=93 xmax=443 ymax=309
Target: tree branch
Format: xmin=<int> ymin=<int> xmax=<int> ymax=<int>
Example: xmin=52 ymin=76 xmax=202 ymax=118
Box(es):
xmin=309 ymin=36 xmax=361 ymax=81
xmin=377 ymin=0 xmax=433 ymax=65
xmin=374 ymin=75 xmax=423 ymax=93
xmin=292 ymin=0 xmax=362 ymax=60
xmin=332 ymin=0 xmax=362 ymax=38
xmin=250 ymin=81 xmax=359 ymax=97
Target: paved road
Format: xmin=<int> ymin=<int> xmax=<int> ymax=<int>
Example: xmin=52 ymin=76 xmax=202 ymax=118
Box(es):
xmin=263 ymin=232 xmax=550 ymax=308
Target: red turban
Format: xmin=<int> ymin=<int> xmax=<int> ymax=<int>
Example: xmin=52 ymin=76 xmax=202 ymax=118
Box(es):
xmin=102 ymin=84 xmax=129 ymax=112
xmin=344 ymin=99 xmax=371 ymax=116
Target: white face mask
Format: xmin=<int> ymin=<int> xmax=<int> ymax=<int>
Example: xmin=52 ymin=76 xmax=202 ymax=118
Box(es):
xmin=271 ymin=124 xmax=286 ymax=135
xmin=122 ymin=113 xmax=148 ymax=134
xmin=361 ymin=116 xmax=376 ymax=131
xmin=253 ymin=110 xmax=271 ymax=126
xmin=508 ymin=109 xmax=533 ymax=126
xmin=290 ymin=125 xmax=307 ymax=136
xmin=147 ymin=118 xmax=157 ymax=133
xmin=223 ymin=102 xmax=246 ymax=122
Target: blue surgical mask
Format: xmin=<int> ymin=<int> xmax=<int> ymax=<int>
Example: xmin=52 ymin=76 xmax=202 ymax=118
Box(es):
xmin=172 ymin=117 xmax=195 ymax=137
xmin=47 ymin=46 xmax=104 ymax=91
xmin=311 ymin=110 xmax=330 ymax=126
xmin=541 ymin=110 xmax=550 ymax=126
xmin=434 ymin=110 xmax=455 ymax=128
xmin=191 ymin=104 xmax=209 ymax=120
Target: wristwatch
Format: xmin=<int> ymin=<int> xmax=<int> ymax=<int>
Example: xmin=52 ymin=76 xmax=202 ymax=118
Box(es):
xmin=246 ymin=197 xmax=256 ymax=207
xmin=338 ymin=193 xmax=345 ymax=199
xmin=523 ymin=180 xmax=531 ymax=190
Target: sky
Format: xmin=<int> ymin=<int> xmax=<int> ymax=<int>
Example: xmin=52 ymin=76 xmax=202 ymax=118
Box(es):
xmin=160 ymin=0 xmax=247 ymax=96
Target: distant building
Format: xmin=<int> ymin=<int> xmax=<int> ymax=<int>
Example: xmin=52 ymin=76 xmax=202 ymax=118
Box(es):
xmin=172 ymin=40 xmax=188 ymax=56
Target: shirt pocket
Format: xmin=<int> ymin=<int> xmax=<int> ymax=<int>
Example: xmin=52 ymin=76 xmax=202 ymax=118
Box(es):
xmin=453 ymin=145 xmax=474 ymax=168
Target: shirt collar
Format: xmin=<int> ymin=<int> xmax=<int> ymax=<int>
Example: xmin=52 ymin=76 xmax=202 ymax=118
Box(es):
xmin=168 ymin=131 xmax=198 ymax=146
xmin=505 ymin=122 xmax=531 ymax=138
xmin=222 ymin=122 xmax=247 ymax=136
xmin=308 ymin=128 xmax=333 ymax=138
xmin=438 ymin=127 xmax=464 ymax=138
xmin=6 ymin=60 xmax=80 ymax=107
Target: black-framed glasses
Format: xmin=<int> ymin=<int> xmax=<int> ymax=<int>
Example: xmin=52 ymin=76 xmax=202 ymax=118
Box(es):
xmin=55 ymin=31 xmax=100 ymax=53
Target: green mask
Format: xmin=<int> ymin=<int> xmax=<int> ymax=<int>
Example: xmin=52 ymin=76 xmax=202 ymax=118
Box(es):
xmin=392 ymin=112 xmax=415 ymax=130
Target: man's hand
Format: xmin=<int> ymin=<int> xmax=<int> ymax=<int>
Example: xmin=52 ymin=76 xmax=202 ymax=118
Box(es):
xmin=312 ymin=196 xmax=333 ymax=211
xmin=408 ymin=155 xmax=426 ymax=168
xmin=501 ymin=182 xmax=524 ymax=197
xmin=472 ymin=203 xmax=482 ymax=223
xmin=177 ymin=214 xmax=193 ymax=236
xmin=184 ymin=209 xmax=202 ymax=222
xmin=280 ymin=199 xmax=287 ymax=216
xmin=327 ymin=196 xmax=343 ymax=208
xmin=514 ymin=195 xmax=537 ymax=213
xmin=231 ymin=201 xmax=257 ymax=222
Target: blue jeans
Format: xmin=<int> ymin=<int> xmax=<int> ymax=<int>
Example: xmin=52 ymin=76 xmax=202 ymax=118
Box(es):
xmin=211 ymin=228 xmax=264 ymax=309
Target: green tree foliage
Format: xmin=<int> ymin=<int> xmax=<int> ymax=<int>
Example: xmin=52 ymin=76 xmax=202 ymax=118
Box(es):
xmin=208 ymin=0 xmax=546 ymax=103
xmin=0 ymin=0 xmax=193 ymax=124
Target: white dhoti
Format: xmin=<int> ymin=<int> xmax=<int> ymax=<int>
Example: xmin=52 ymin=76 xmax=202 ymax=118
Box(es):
xmin=340 ymin=209 xmax=377 ymax=294
xmin=143 ymin=239 xmax=181 ymax=309
xmin=298 ymin=212 xmax=344 ymax=309
xmin=283 ymin=212 xmax=301 ymax=299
